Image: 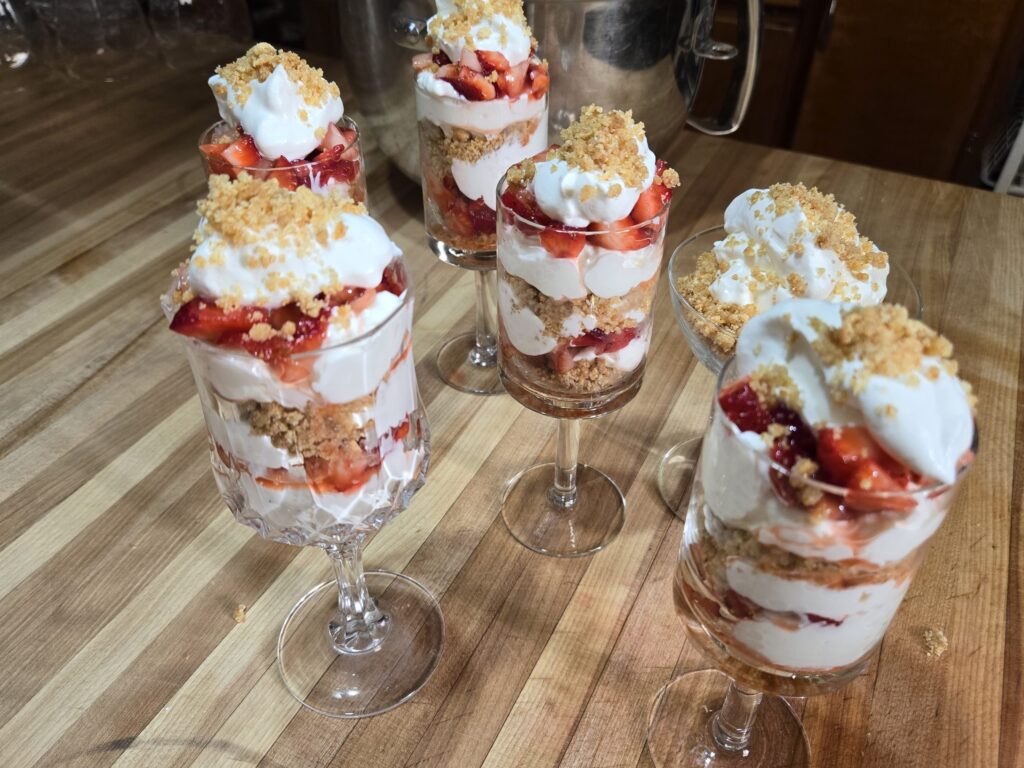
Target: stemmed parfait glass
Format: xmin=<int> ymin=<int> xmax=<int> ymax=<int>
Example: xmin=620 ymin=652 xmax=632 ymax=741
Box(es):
xmin=166 ymin=277 xmax=443 ymax=718
xmin=198 ymin=114 xmax=367 ymax=203
xmin=494 ymin=173 xmax=672 ymax=557
xmin=657 ymin=225 xmax=923 ymax=514
xmin=414 ymin=80 xmax=549 ymax=396
xmin=646 ymin=356 xmax=977 ymax=766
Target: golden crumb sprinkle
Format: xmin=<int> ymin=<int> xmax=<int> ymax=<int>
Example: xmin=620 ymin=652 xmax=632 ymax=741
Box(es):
xmin=765 ymin=183 xmax=889 ymax=287
xmin=215 ymin=42 xmax=341 ymax=108
xmin=506 ymin=159 xmax=536 ymax=186
xmin=554 ymin=105 xmax=650 ymax=189
xmin=427 ymin=0 xmax=532 ymax=52
xmin=812 ymin=304 xmax=958 ymax=384
xmin=751 ymin=363 xmax=803 ymax=410
xmin=676 ymin=250 xmax=757 ymax=352
xmin=659 ymin=168 xmax=681 ymax=189
xmin=233 ymin=604 xmax=247 ymax=623
xmin=195 ymin=173 xmax=364 ymax=253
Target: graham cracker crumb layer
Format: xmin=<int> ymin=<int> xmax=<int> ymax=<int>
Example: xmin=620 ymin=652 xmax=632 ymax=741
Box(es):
xmin=243 ymin=398 xmax=372 ymax=461
xmin=216 ymin=42 xmax=340 ymax=107
xmin=676 ymin=250 xmax=756 ymax=353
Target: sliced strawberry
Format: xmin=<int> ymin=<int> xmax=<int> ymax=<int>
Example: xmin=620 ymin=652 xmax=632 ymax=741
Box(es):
xmin=569 ymin=327 xmax=638 ymax=355
xmin=548 ymin=343 xmax=576 ymax=374
xmin=499 ymin=59 xmax=529 ymax=98
xmin=476 ymin=49 xmax=510 ymax=74
xmin=718 ymin=380 xmax=772 ymax=434
xmin=528 ymin=63 xmax=549 ymax=97
xmin=432 ymin=50 xmax=452 ymax=67
xmin=222 ymin=134 xmax=261 ymax=167
xmin=459 ymin=48 xmax=483 ymax=72
xmin=412 ymin=52 xmax=435 ymax=72
xmin=809 ymin=494 xmax=854 ymax=522
xmin=314 ymin=145 xmax=358 ymax=185
xmin=466 ymin=197 xmax=497 ymax=234
xmin=500 ymin=184 xmax=555 ymax=228
xmin=199 ymin=142 xmax=233 ymax=176
xmin=631 ymin=183 xmax=670 ymax=223
xmin=268 ymin=156 xmax=300 ymax=190
xmin=590 ymin=218 xmax=652 ymax=251
xmin=379 ymin=262 xmax=408 ymax=296
xmin=441 ymin=65 xmax=497 ymax=100
xmin=170 ymin=298 xmax=265 ymax=339
xmin=338 ymin=128 xmax=359 ymax=160
xmin=539 ymin=228 xmax=585 ymax=259
xmin=722 ymin=590 xmax=757 ymax=621
xmin=435 ymin=63 xmax=459 ymax=81
xmin=807 ymin=613 xmax=843 ymax=627
xmin=816 ymin=426 xmax=902 ymax=486
xmin=845 ymin=460 xmax=917 ymax=513
xmin=304 ymin=452 xmax=379 ymax=494
xmin=321 ymin=122 xmax=345 ymax=150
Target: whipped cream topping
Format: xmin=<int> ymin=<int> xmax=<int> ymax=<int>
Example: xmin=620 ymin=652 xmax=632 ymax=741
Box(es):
xmin=531 ymin=106 xmax=658 ymax=227
xmin=709 ymin=184 xmax=889 ymax=310
xmin=735 ymin=299 xmax=974 ymax=483
xmin=427 ymin=0 xmax=533 ymax=67
xmin=210 ymin=43 xmax=344 ymax=161
xmin=187 ymin=175 xmax=399 ymax=310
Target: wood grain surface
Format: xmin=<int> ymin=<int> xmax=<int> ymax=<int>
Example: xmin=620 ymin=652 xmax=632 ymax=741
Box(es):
xmin=1 ymin=51 xmax=1022 ymax=768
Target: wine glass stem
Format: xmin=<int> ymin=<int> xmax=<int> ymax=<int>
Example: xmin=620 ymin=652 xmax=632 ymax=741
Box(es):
xmin=550 ymin=418 xmax=580 ymax=508
xmin=470 ymin=269 xmax=497 ymax=366
xmin=710 ymin=681 xmax=763 ymax=752
xmin=326 ymin=538 xmax=388 ymax=655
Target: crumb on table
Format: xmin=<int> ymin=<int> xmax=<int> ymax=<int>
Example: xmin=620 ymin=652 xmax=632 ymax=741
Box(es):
xmin=923 ymin=627 xmax=948 ymax=658
xmin=233 ymin=604 xmax=247 ymax=624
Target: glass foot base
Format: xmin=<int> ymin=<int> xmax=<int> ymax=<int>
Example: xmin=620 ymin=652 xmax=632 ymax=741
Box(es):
xmin=277 ymin=570 xmax=445 ymax=718
xmin=436 ymin=332 xmax=504 ymax=395
xmin=647 ymin=670 xmax=809 ymax=767
xmin=656 ymin=437 xmax=703 ymax=518
xmin=501 ymin=462 xmax=625 ymax=557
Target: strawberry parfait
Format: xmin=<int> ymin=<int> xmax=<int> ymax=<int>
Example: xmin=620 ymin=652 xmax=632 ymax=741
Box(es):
xmin=679 ymin=299 xmax=976 ymax=681
xmin=165 ymin=174 xmax=427 ymax=542
xmin=495 ymin=105 xmax=679 ymax=407
xmin=199 ymin=43 xmax=366 ymax=202
xmin=414 ymin=0 xmax=549 ymax=258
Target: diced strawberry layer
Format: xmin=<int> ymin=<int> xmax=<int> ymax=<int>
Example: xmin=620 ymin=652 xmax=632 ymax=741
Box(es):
xmin=568 ymin=327 xmax=638 ymax=355
xmin=426 ymin=169 xmax=496 ymax=238
xmin=539 ymin=228 xmax=585 ymax=259
xmin=500 ymin=184 xmax=555 ymax=229
xmin=590 ymin=218 xmax=653 ymax=251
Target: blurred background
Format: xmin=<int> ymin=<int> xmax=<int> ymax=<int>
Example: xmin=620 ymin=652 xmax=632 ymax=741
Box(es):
xmin=3 ymin=0 xmax=1023 ymax=193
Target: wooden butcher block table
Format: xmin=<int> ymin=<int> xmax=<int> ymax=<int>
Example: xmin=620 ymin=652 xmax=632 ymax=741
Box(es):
xmin=0 ymin=51 xmax=1020 ymax=768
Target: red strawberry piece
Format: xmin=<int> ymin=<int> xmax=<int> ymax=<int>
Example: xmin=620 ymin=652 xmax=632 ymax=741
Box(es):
xmin=199 ymin=142 xmax=233 ymax=176
xmin=222 ymin=134 xmax=261 ymax=167
xmin=722 ymin=590 xmax=757 ymax=621
xmin=500 ymin=184 xmax=555 ymax=229
xmin=378 ymin=262 xmax=408 ymax=296
xmin=547 ymin=343 xmax=576 ymax=374
xmin=476 ymin=49 xmax=510 ymax=74
xmin=267 ymin=157 xmax=300 ymax=190
xmin=810 ymin=494 xmax=855 ymax=521
xmin=531 ymin=143 xmax=557 ymax=162
xmin=459 ymin=48 xmax=483 ymax=72
xmin=601 ymin=327 xmax=638 ymax=354
xmin=816 ymin=426 xmax=902 ymax=486
xmin=528 ymin=63 xmax=549 ymax=97
xmin=338 ymin=128 xmax=359 ymax=160
xmin=718 ymin=380 xmax=772 ymax=434
xmin=499 ymin=59 xmax=529 ymax=98
xmin=569 ymin=329 xmax=609 ymax=355
xmin=441 ymin=65 xmax=497 ymax=100
xmin=845 ymin=460 xmax=917 ymax=513
xmin=466 ymin=198 xmax=497 ymax=234
xmin=412 ymin=52 xmax=435 ymax=72
xmin=807 ymin=613 xmax=843 ymax=627
xmin=304 ymin=453 xmax=379 ymax=494
xmin=314 ymin=146 xmax=358 ymax=185
xmin=321 ymin=122 xmax=345 ymax=150
xmin=170 ymin=298 xmax=265 ymax=340
xmin=590 ymin=218 xmax=652 ymax=251
xmin=539 ymin=227 xmax=585 ymax=259
xmin=432 ymin=51 xmax=452 ymax=67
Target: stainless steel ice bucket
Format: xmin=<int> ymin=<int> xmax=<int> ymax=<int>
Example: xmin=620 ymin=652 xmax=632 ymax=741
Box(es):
xmin=338 ymin=0 xmax=761 ymax=181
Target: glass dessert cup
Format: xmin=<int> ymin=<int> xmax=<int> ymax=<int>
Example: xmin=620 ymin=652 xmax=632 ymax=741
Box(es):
xmin=169 ymin=289 xmax=443 ymax=718
xmin=495 ymin=176 xmax=671 ymax=556
xmin=197 ymin=115 xmax=367 ymax=204
xmin=646 ymin=357 xmax=977 ymax=766
xmin=416 ymin=84 xmax=549 ymax=396
xmin=657 ymin=226 xmax=924 ymax=514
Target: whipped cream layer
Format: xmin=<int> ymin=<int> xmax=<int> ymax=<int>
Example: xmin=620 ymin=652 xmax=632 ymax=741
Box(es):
xmin=533 ymin=138 xmax=655 ymax=228
xmin=415 ymin=74 xmax=547 ymax=134
xmin=497 ymin=220 xmax=663 ymax=300
xmin=725 ymin=558 xmax=909 ymax=670
xmin=210 ymin=64 xmax=343 ymax=161
xmin=452 ymin=127 xmax=548 ymax=208
xmin=189 ymin=211 xmax=400 ymax=310
xmin=708 ymin=186 xmax=889 ymax=311
xmin=427 ymin=0 xmax=532 ymax=67
xmin=735 ymin=300 xmax=973 ymax=483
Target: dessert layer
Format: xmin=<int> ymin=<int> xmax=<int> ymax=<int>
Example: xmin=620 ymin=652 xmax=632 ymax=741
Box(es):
xmin=415 ymin=76 xmax=547 ymax=134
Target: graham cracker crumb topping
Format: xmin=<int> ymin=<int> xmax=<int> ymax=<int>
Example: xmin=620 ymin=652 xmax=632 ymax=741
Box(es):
xmin=427 ymin=0 xmax=532 ymax=52
xmin=750 ymin=364 xmax=803 ymax=410
xmin=215 ymin=42 xmax=340 ymax=108
xmin=553 ymin=105 xmax=650 ymax=189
